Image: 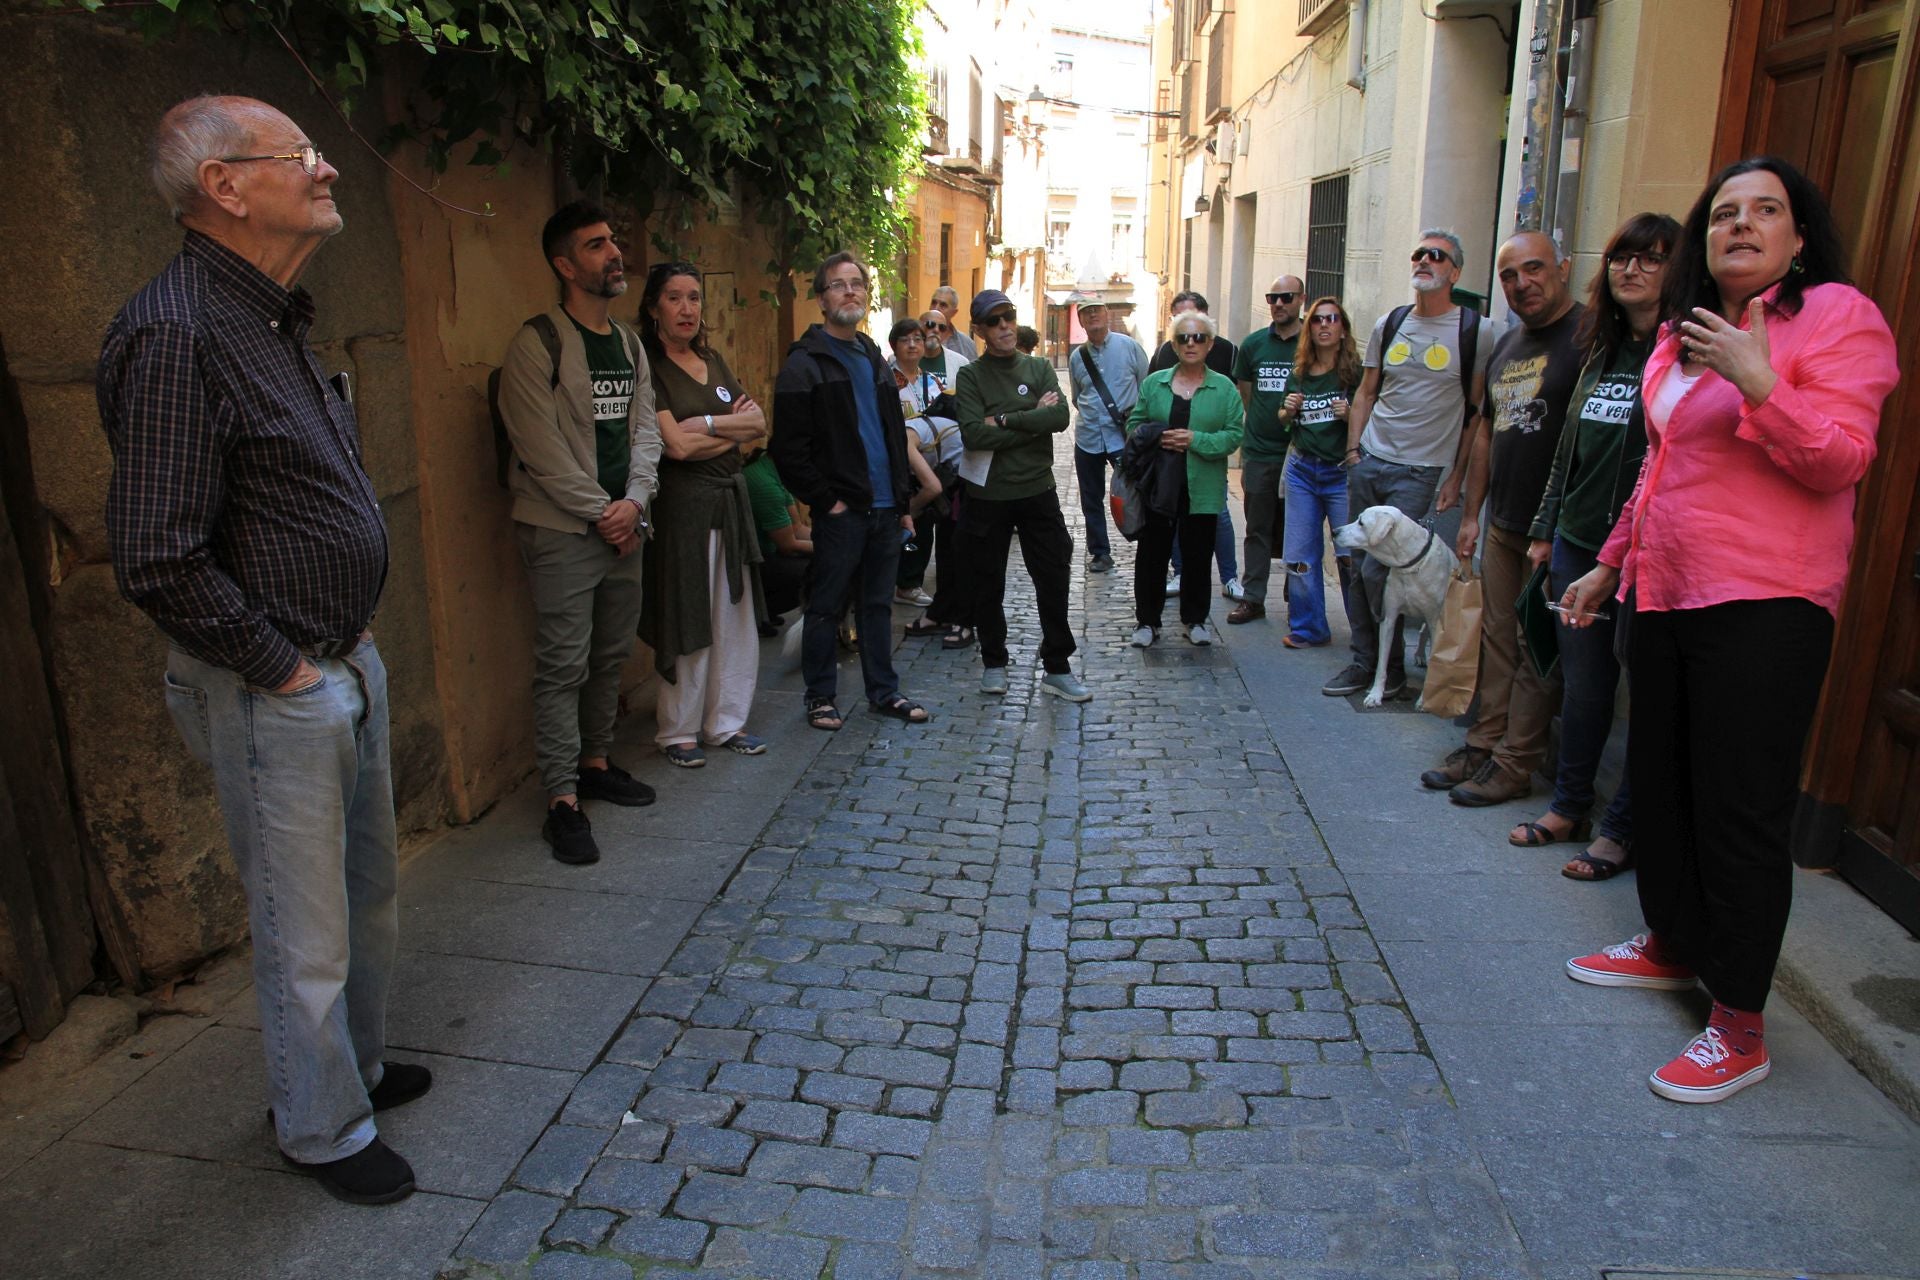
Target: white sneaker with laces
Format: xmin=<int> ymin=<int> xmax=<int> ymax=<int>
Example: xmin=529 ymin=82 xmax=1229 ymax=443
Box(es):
xmin=1130 ymin=626 xmax=1156 ymax=648
xmin=1164 ymin=573 xmax=1182 ymax=597
xmin=1187 ymin=623 xmax=1213 ymax=646
xmin=1222 ymin=577 xmax=1247 ymax=601
xmin=896 ymin=587 xmax=933 ymax=607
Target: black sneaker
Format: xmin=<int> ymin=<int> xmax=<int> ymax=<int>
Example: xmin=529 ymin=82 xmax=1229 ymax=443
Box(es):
xmin=367 ymin=1061 xmax=433 ymax=1112
xmin=577 ymin=761 xmax=656 ymax=807
xmin=1321 ymin=662 xmax=1372 ymax=697
xmin=543 ymin=801 xmax=600 ymax=865
xmin=1088 ymin=554 xmax=1114 ymax=573
xmin=285 ymin=1137 xmax=416 ymax=1206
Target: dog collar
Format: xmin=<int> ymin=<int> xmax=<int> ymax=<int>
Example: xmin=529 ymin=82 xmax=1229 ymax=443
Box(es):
xmin=1378 ymin=528 xmax=1438 ymax=570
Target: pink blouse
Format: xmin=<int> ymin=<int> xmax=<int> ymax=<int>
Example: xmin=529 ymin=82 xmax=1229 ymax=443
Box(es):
xmin=1598 ymin=282 xmax=1899 ymax=615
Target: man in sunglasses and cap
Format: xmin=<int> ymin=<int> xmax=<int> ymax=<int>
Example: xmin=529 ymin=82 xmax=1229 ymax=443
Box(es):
xmin=954 ymin=289 xmax=1092 ymax=701
xmin=1324 ymin=229 xmax=1491 ymax=702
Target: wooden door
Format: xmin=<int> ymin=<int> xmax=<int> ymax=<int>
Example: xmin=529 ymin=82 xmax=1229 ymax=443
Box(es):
xmin=1715 ymin=0 xmax=1920 ymax=934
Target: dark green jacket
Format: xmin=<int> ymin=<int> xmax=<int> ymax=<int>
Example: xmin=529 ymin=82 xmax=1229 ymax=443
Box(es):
xmin=955 ymin=353 xmax=1070 ymax=500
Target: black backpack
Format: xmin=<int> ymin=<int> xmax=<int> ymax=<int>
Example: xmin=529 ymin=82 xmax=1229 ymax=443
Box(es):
xmin=1377 ymin=303 xmax=1482 ymax=424
xmin=485 ymin=314 xmax=562 ymax=489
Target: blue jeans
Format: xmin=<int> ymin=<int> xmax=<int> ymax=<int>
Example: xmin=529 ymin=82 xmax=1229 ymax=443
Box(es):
xmin=1548 ymin=536 xmax=1632 ymax=842
xmin=1172 ymin=502 xmax=1237 ymax=582
xmin=804 ymin=506 xmax=905 ymax=705
xmin=163 ymin=637 xmax=398 ymax=1163
xmin=1282 ymin=452 xmax=1351 ymax=645
xmin=1074 ymin=447 xmax=1121 ymax=559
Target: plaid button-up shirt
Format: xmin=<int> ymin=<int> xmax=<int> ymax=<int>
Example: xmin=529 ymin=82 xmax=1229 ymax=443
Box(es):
xmin=98 ymin=232 xmax=388 ymax=689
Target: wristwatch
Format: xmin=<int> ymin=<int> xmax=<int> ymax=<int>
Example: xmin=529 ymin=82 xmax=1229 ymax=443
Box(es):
xmin=704 ymin=414 xmax=716 ymax=436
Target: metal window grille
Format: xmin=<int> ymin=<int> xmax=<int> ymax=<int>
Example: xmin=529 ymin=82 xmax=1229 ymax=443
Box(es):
xmin=939 ymin=224 xmax=953 ymax=287
xmin=1305 ymin=173 xmax=1349 ymax=305
xmin=1205 ymin=17 xmax=1228 ymax=122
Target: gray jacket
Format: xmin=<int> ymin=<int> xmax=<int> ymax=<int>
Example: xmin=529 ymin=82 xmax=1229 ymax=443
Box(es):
xmin=498 ymin=305 xmax=661 ymax=533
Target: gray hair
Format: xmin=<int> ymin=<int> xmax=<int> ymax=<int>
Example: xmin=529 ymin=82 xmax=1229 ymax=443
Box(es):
xmin=931 ymin=285 xmax=959 ymax=307
xmin=1418 ymin=227 xmax=1466 ymax=269
xmin=151 ymin=95 xmax=269 ymax=221
xmin=1171 ymin=309 xmax=1218 ymax=341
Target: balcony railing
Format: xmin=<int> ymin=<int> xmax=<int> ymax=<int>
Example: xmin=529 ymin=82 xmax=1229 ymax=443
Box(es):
xmin=925 ymin=110 xmax=948 ymax=157
xmin=1298 ymin=0 xmax=1345 ymax=38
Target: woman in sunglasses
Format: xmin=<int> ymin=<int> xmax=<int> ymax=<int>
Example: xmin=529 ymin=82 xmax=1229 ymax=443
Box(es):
xmin=1277 ymin=297 xmax=1361 ymax=648
xmin=1124 ymin=310 xmax=1245 ymax=646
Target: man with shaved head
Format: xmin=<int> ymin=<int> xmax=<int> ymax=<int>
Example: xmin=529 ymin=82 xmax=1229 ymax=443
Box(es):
xmin=1431 ymin=230 xmax=1584 ymax=806
xmin=98 ymin=96 xmax=424 ymax=1204
xmin=1230 ymin=273 xmax=1307 ymax=622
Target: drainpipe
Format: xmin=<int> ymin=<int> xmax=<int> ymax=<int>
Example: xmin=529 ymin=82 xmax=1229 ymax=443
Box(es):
xmin=1514 ymin=0 xmax=1565 ymax=234
xmin=1548 ymin=2 xmax=1596 ymax=255
xmin=1346 ymin=0 xmax=1368 ymax=93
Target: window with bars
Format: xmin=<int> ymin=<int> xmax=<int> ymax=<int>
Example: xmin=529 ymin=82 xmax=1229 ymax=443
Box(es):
xmin=940 ymin=223 xmax=953 ymax=288
xmin=1305 ymin=173 xmax=1350 ymax=305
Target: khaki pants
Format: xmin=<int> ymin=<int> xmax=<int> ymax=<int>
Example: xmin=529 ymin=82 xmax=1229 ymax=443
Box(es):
xmin=1467 ymin=524 xmax=1562 ymax=780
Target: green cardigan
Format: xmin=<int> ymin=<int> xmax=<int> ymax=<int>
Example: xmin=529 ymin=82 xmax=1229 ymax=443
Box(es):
xmin=1124 ymin=367 xmax=1245 ymax=515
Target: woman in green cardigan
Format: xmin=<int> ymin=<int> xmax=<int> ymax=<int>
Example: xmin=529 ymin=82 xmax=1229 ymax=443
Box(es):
xmin=1124 ymin=309 xmax=1245 ymax=645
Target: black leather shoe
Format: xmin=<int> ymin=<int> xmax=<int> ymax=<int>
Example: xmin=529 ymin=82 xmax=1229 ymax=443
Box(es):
xmin=543 ymin=801 xmax=600 ymax=865
xmin=286 ymin=1137 xmax=415 ymax=1205
xmin=576 ymin=761 xmax=656 ymax=807
xmin=368 ymin=1061 xmax=433 ymax=1112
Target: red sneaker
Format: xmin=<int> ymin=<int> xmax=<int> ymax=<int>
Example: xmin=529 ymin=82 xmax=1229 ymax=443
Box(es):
xmin=1649 ymin=1026 xmax=1771 ymax=1103
xmin=1565 ymin=934 xmax=1697 ymax=990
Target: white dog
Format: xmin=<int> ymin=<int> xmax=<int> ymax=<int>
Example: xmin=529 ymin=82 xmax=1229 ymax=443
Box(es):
xmin=1332 ymin=505 xmax=1460 ymax=708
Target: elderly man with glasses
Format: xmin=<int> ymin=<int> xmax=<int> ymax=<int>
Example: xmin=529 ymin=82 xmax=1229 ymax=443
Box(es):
xmin=1323 ymin=229 xmax=1492 ymax=702
xmin=954 ymin=290 xmax=1092 ymax=701
xmin=917 ymin=309 xmax=968 ymax=381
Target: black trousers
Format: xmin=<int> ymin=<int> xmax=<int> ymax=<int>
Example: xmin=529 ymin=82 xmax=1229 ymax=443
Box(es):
xmin=961 ymin=487 xmax=1077 ymax=673
xmin=1135 ymin=508 xmax=1218 ymax=629
xmin=1628 ymin=597 xmax=1833 ymax=1012
xmin=760 ymin=551 xmax=809 ymax=620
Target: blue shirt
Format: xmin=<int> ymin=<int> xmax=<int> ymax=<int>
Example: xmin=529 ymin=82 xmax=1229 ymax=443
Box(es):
xmin=826 ymin=336 xmax=895 ymax=509
xmin=1069 ymin=332 xmax=1149 ymax=454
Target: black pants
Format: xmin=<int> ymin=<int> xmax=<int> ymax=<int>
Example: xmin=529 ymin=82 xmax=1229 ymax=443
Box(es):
xmin=962 ymin=488 xmax=1077 ymax=673
xmin=760 ymin=551 xmax=809 ymax=620
xmin=921 ymin=505 xmax=972 ymax=628
xmin=803 ymin=508 xmax=903 ymax=705
xmin=1628 ymin=597 xmax=1833 ymax=1012
xmin=1135 ymin=507 xmax=1217 ymax=629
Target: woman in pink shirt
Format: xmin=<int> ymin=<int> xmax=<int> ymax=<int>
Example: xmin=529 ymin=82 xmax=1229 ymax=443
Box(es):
xmin=1558 ymin=157 xmax=1899 ymax=1104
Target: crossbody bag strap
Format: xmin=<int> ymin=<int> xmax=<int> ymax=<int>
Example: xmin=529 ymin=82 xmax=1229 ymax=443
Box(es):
xmin=1077 ymin=344 xmax=1126 ymax=427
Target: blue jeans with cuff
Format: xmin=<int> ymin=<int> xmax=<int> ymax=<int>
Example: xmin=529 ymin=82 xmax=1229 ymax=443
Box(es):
xmin=1281 ymin=451 xmax=1351 ymax=645
xmin=164 ymin=636 xmax=398 ymax=1164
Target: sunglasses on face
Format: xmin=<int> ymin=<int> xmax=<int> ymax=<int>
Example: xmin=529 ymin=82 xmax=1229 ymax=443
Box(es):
xmin=1173 ymin=332 xmax=1210 ymax=346
xmin=1310 ymin=313 xmax=1343 ymax=326
xmin=1266 ymin=292 xmax=1299 ymax=305
xmin=924 ymin=321 xmax=950 ymax=333
xmin=1411 ymin=247 xmax=1455 ymax=266
xmin=986 ymin=313 xmax=1018 ymax=327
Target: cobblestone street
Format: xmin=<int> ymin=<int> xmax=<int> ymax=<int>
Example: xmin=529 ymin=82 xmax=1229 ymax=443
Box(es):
xmin=3 ymin=445 xmax=1916 ymax=1280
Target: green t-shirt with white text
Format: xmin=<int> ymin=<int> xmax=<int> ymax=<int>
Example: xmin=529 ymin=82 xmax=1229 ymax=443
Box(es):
xmin=569 ymin=318 xmax=636 ymax=500
xmin=1232 ymin=326 xmax=1300 ymax=462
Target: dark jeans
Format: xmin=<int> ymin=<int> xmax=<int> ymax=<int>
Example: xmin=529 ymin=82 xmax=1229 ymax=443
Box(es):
xmin=923 ymin=502 xmax=971 ymax=627
xmin=1074 ymin=447 xmax=1122 ymax=559
xmin=760 ymin=550 xmax=809 ymax=620
xmin=1629 ymin=597 xmax=1833 ymax=1012
xmin=803 ymin=507 xmax=904 ymax=705
xmin=1547 ymin=536 xmax=1631 ymax=842
xmin=1136 ymin=507 xmax=1218 ymax=629
xmin=962 ymin=487 xmax=1077 ymax=673
xmin=1239 ymin=457 xmax=1287 ymax=605
xmin=1341 ymin=452 xmax=1444 ymax=679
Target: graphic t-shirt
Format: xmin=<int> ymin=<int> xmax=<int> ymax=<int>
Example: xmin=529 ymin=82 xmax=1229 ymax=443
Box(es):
xmin=1484 ymin=304 xmax=1585 ymax=534
xmin=570 ymin=318 xmax=636 ymax=499
xmin=744 ymin=453 xmax=794 ymax=559
xmin=1556 ymin=337 xmax=1650 ymax=550
xmin=1287 ymin=367 xmax=1356 ymax=463
xmin=1361 ymin=308 xmax=1493 ymax=468
xmin=1233 ymin=326 xmax=1301 ymax=462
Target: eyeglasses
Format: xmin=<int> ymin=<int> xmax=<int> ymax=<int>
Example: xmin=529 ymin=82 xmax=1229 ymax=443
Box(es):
xmin=985 ymin=312 xmax=1018 ymax=327
xmin=1411 ymin=247 xmax=1455 ymax=266
xmin=220 ymin=145 xmax=324 ymax=177
xmin=1173 ymin=332 xmax=1210 ymax=346
xmin=1606 ymin=250 xmax=1669 ymax=272
xmin=1309 ymin=313 xmax=1343 ymax=326
xmin=1265 ymin=292 xmax=1299 ymax=305
xmin=822 ymin=278 xmax=868 ymax=296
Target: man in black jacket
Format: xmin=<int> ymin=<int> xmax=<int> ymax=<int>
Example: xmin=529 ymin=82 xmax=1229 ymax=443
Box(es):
xmin=772 ymin=252 xmax=930 ymax=730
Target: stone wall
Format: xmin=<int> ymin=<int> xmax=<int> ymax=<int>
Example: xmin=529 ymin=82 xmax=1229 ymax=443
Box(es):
xmin=0 ymin=14 xmax=793 ymax=981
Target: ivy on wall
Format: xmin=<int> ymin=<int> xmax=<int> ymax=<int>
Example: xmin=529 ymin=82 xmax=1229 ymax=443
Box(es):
xmin=72 ymin=0 xmax=926 ymax=275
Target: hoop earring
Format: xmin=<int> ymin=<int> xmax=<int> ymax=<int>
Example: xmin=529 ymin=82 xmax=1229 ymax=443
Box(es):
xmin=1790 ymin=255 xmax=1804 ymax=275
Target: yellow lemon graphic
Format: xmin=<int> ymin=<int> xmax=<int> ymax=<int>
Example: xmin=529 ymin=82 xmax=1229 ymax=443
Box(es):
xmin=1385 ymin=340 xmax=1412 ymax=366
xmin=1424 ymin=344 xmax=1452 ymax=371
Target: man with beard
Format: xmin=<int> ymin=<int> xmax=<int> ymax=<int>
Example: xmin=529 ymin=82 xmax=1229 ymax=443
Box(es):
xmin=99 ymin=95 xmax=425 ymax=1203
xmin=1323 ymin=229 xmax=1491 ymax=702
xmin=497 ymin=201 xmax=662 ymax=865
xmin=772 ymin=252 xmax=930 ymax=730
xmin=1431 ymin=231 xmax=1583 ymax=805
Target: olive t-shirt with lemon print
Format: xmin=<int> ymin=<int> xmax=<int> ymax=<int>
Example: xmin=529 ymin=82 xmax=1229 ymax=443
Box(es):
xmin=1358 ymin=308 xmax=1493 ymax=469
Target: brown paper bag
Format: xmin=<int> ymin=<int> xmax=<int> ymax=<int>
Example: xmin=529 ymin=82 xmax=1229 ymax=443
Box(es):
xmin=1419 ymin=568 xmax=1483 ymax=718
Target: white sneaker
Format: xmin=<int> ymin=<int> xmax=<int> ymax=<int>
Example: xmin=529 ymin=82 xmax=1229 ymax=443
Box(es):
xmin=1164 ymin=573 xmax=1182 ymax=598
xmin=896 ymin=587 xmax=933 ymax=607
xmin=1130 ymin=626 xmax=1156 ymax=648
xmin=1187 ymin=623 xmax=1213 ymax=646
xmin=1222 ymin=577 xmax=1247 ymax=601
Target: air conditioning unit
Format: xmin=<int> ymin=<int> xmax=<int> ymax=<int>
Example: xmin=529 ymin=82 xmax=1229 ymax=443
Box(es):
xmin=1214 ymin=121 xmax=1235 ymax=161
